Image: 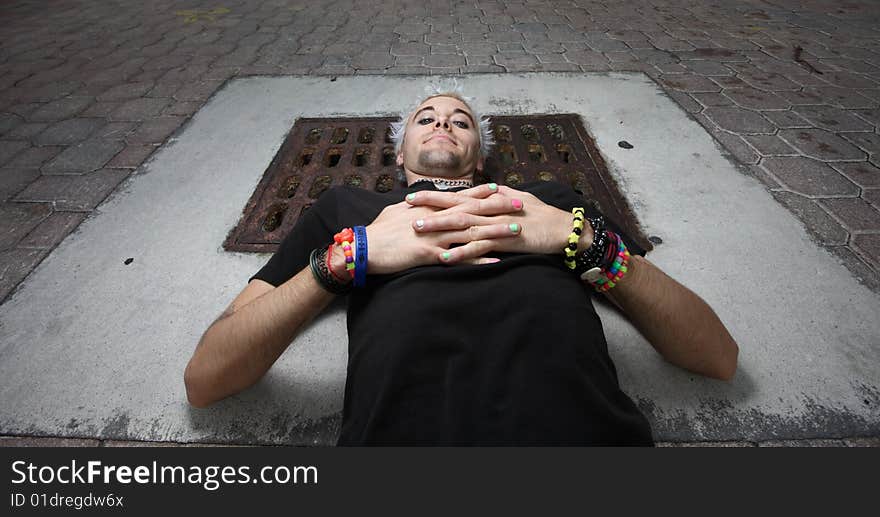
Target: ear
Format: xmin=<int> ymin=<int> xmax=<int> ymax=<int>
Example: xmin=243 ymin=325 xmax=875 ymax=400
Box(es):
xmin=396 ymin=152 xmax=404 ymax=167
xmin=475 ymin=155 xmax=484 ymax=172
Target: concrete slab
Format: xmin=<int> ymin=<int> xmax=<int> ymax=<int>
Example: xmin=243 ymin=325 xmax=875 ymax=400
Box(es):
xmin=0 ymin=74 xmax=877 ymax=444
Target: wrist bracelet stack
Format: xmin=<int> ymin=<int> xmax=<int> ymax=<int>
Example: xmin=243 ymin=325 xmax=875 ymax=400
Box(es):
xmin=309 ymin=246 xmax=352 ymax=294
xmin=563 ymin=207 xmax=630 ymax=292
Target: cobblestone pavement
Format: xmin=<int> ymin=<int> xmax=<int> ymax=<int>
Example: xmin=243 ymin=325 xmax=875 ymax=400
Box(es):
xmin=1 ymin=1 xmax=879 ymax=444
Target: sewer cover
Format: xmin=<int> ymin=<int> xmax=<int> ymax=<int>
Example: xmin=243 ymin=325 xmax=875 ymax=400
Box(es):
xmin=224 ymin=115 xmax=651 ymax=253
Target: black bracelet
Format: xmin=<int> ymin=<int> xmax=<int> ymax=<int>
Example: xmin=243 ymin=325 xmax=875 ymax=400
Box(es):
xmin=573 ymin=216 xmax=611 ymax=275
xmin=309 ymin=247 xmax=352 ymax=295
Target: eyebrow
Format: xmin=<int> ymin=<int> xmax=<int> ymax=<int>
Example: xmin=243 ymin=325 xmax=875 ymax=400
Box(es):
xmin=412 ymin=106 xmax=476 ymax=126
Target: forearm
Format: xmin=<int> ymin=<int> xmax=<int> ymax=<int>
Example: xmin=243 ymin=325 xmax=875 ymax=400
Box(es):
xmin=604 ymin=255 xmax=739 ymax=380
xmin=184 ymin=267 xmax=336 ymax=407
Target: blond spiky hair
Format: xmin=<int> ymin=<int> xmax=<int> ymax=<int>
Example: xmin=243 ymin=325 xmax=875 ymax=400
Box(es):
xmin=389 ymin=83 xmax=495 ymax=159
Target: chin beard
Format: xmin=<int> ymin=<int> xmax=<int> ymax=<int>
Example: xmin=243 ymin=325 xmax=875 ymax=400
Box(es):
xmin=416 ymin=149 xmax=461 ymax=171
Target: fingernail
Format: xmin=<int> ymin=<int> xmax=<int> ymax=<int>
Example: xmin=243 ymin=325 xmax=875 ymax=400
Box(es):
xmin=415 ymin=219 xmax=424 ymax=229
xmin=441 ymin=252 xmax=451 ymax=261
xmin=487 ymin=258 xmax=501 ymax=264
xmin=509 ymin=223 xmax=519 ymax=233
xmin=406 ymin=193 xmax=416 ymax=201
xmin=488 ymin=183 xmax=497 ymax=191
xmin=512 ymin=199 xmax=523 ymax=210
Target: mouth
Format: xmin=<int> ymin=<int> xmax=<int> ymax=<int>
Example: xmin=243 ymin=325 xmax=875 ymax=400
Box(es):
xmin=425 ymin=133 xmax=456 ymax=145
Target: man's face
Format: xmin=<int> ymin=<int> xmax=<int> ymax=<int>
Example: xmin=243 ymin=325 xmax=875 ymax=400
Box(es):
xmin=397 ymin=95 xmax=484 ymax=178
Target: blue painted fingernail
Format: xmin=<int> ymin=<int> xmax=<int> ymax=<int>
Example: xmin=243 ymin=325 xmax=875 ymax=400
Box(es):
xmin=406 ymin=193 xmax=416 ymax=201
xmin=488 ymin=183 xmax=497 ymax=191
xmin=441 ymin=252 xmax=451 ymax=261
xmin=509 ymin=223 xmax=519 ymax=233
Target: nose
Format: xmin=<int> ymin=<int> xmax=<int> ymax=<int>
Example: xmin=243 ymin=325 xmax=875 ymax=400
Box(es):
xmin=434 ymin=118 xmax=450 ymax=129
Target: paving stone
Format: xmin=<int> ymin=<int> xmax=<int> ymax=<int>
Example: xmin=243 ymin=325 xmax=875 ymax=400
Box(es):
xmin=126 ymin=117 xmax=185 ymax=145
xmin=95 ymin=82 xmax=156 ymax=102
xmin=703 ymin=107 xmax=774 ymax=133
xmin=42 ymin=139 xmax=124 ymax=174
xmin=820 ymin=198 xmax=880 ymax=232
xmin=109 ymin=97 xmax=171 ymax=121
xmin=423 ymin=54 xmax=466 ymax=67
xmin=779 ymin=129 xmax=867 ymax=161
xmin=712 ymin=130 xmax=760 ymax=164
xmin=631 ymin=48 xmax=679 ymax=64
xmin=723 ymin=87 xmax=790 ymax=110
xmin=493 ymin=53 xmax=539 ymax=67
xmin=17 ymin=211 xmax=88 ymax=249
xmin=792 ymin=106 xmax=874 ymax=132
xmin=770 ymin=191 xmax=849 ymax=245
xmin=864 ymin=188 xmax=880 ymax=207
xmin=391 ymin=42 xmax=429 ymax=56
xmin=562 ymin=50 xmax=608 ymax=68
xmin=429 ymin=44 xmax=458 ymax=55
xmin=850 ymin=108 xmax=880 ymax=129
xmin=5 ymin=146 xmax=64 ymax=169
xmin=0 ymin=247 xmax=51 ymax=302
xmin=681 ymin=60 xmax=733 ymax=76
xmin=650 ymin=36 xmax=694 ymax=52
xmin=15 ymin=168 xmax=130 ymax=210
xmin=0 ymin=140 xmax=29 ymax=166
xmin=832 ymin=162 xmax=880 ymax=187
xmin=656 ymin=441 xmax=756 ymax=447
xmin=33 ymin=118 xmax=104 ymax=146
xmin=660 ymin=73 xmax=725 ymax=93
xmin=28 ymin=97 xmax=93 ymax=122
xmin=0 ymin=168 xmax=40 ymax=202
xmin=106 ymin=144 xmax=156 ymax=169
xmin=147 ymin=81 xmax=184 ymax=99
xmin=841 ymin=132 xmax=880 ymax=157
xmin=4 ymin=122 xmax=48 ymax=140
xmin=691 ymin=92 xmax=733 ymax=107
xmin=351 ymin=52 xmax=394 ymax=69
xmin=0 ymin=113 xmax=24 ymax=136
xmin=485 ymin=31 xmax=523 ymax=43
xmin=675 ymin=47 xmax=747 ymax=62
xmin=820 ymin=71 xmax=879 ymax=89
xmin=743 ymin=134 xmax=798 ymax=156
xmin=762 ymin=156 xmax=860 ymax=196
xmin=95 ymin=122 xmax=137 ymax=141
xmin=80 ymin=101 xmax=121 ymax=118
xmin=584 ymin=38 xmax=630 ymax=52
xmin=0 ymin=202 xmax=51 ymax=250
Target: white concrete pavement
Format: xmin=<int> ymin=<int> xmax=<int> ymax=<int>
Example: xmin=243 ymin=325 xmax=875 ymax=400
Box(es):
xmin=0 ymin=74 xmax=877 ymax=444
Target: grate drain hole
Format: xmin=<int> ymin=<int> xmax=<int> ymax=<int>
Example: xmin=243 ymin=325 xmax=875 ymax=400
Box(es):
xmin=375 ymin=174 xmax=394 ymax=193
xmin=309 ymin=175 xmax=332 ymax=198
xmin=528 ymin=144 xmax=546 ymax=163
xmin=521 ymin=124 xmax=538 ymax=142
xmin=262 ymin=203 xmax=287 ymax=232
xmin=325 ymin=148 xmax=342 ymax=167
xmin=505 ymin=171 xmax=524 ymax=186
xmin=498 ymin=144 xmax=517 ymax=165
xmin=299 ymin=148 xmax=314 ymax=167
xmin=382 ymin=147 xmax=395 ymax=166
xmin=357 ymin=127 xmax=375 ymax=144
xmin=538 ymin=171 xmax=555 ymax=181
xmin=495 ymin=124 xmax=511 ymax=142
xmin=547 ymin=123 xmax=565 ymax=140
xmin=353 ymin=147 xmax=370 ymax=167
xmin=344 ymin=174 xmax=363 ymax=187
xmin=330 ymin=127 xmax=349 ymax=144
xmin=305 ymin=128 xmax=322 ymax=144
xmin=278 ymin=175 xmax=301 ymax=198
xmin=556 ymin=144 xmax=573 ymax=163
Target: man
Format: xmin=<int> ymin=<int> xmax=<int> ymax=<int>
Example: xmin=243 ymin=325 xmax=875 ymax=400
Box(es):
xmin=184 ymin=92 xmax=739 ymax=445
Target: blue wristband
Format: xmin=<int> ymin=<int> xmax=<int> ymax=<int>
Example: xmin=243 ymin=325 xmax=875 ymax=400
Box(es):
xmin=353 ymin=225 xmax=368 ymax=288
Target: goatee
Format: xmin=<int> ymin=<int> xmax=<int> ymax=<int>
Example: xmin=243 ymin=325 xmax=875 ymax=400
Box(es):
xmin=417 ymin=149 xmax=461 ymax=171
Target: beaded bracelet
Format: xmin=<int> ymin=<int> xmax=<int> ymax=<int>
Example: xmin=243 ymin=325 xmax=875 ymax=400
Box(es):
xmin=334 ymin=228 xmax=356 ymax=279
xmin=564 ymin=207 xmax=586 ymax=270
xmin=353 ymin=226 xmax=368 ymax=288
xmin=325 ymin=244 xmax=349 ymax=284
xmin=309 ymin=247 xmax=352 ymax=294
xmin=591 ymin=231 xmax=631 ymax=293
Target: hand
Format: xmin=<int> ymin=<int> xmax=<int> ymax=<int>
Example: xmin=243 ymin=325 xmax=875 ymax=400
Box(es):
xmin=405 ymin=183 xmax=594 ymax=263
xmin=364 ymin=197 xmax=523 ymax=275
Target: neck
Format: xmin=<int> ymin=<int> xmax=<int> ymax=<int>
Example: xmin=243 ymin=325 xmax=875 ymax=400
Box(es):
xmin=405 ymin=170 xmax=475 ymax=188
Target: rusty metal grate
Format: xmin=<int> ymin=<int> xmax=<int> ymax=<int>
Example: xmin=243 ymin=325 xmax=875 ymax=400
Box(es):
xmin=224 ymin=115 xmax=651 ymax=253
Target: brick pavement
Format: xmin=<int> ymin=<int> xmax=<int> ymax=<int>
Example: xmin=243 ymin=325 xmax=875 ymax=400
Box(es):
xmin=1 ymin=1 xmax=879 ymax=443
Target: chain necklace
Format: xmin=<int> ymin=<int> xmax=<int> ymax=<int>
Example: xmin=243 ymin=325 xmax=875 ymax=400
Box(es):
xmin=411 ymin=178 xmax=473 ymax=190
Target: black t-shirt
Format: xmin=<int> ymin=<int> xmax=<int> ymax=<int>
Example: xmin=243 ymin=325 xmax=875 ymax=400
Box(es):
xmin=251 ymin=181 xmax=654 ymax=445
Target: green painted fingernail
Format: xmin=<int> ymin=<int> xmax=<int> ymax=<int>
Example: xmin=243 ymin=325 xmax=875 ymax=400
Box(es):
xmin=488 ymin=183 xmax=497 ymax=190
xmin=406 ymin=193 xmax=416 ymax=201
xmin=509 ymin=223 xmax=519 ymax=233
xmin=441 ymin=252 xmax=451 ymax=261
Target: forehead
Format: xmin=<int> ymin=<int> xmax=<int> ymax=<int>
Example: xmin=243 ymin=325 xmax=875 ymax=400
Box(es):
xmin=414 ymin=95 xmax=473 ymax=115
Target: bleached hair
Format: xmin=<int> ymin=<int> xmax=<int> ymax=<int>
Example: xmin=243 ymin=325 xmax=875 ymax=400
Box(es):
xmin=389 ymin=85 xmax=495 ymax=159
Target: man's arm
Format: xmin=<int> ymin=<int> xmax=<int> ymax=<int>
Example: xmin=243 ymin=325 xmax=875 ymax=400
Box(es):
xmin=184 ymin=268 xmax=335 ymax=407
xmin=603 ymin=255 xmax=739 ymax=380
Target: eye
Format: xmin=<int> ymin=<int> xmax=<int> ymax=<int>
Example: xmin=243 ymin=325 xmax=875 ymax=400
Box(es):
xmin=418 ymin=117 xmax=434 ymax=125
xmin=452 ymin=120 xmax=469 ymax=129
